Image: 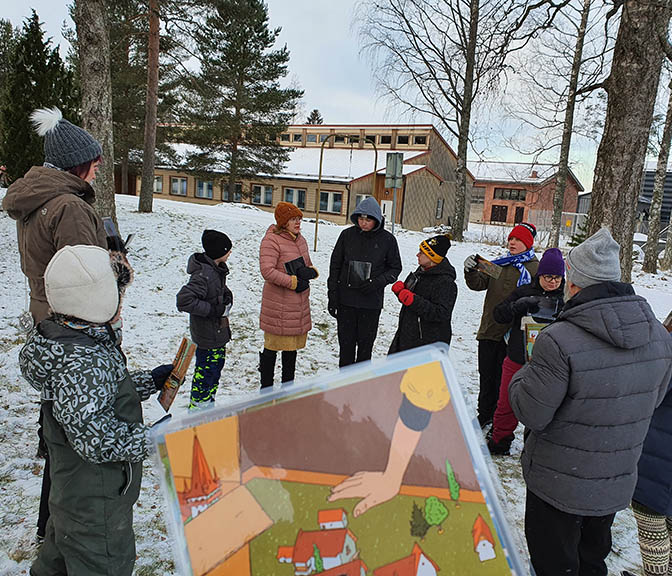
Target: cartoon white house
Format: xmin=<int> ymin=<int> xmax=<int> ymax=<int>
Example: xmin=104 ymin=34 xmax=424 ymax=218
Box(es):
xmin=318 ymin=508 xmax=348 ymax=530
xmin=277 ymin=528 xmax=358 ymax=575
xmin=372 ymin=543 xmax=439 ymax=576
xmin=472 ymin=514 xmax=496 ymax=562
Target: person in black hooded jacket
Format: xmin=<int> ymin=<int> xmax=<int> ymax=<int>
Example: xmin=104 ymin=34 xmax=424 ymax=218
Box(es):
xmin=388 ymin=235 xmax=457 ymax=354
xmin=328 ymin=197 xmax=402 ymax=367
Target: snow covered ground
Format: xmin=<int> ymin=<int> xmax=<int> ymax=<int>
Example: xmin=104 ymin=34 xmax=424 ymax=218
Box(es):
xmin=1 ymin=191 xmax=670 ymax=575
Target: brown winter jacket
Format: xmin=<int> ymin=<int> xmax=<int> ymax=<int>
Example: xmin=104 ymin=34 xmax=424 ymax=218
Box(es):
xmin=2 ymin=166 xmax=107 ymax=322
xmin=465 ymin=256 xmax=539 ymax=341
xmin=259 ymin=224 xmax=313 ymax=337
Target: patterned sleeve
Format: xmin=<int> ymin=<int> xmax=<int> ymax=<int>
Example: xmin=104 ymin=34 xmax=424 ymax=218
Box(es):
xmin=130 ymin=370 xmax=156 ymax=401
xmin=51 ymin=355 xmax=150 ymax=464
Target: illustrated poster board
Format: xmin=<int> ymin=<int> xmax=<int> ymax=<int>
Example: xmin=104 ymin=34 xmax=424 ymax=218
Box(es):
xmin=152 ymin=344 xmax=526 ymax=576
xmin=521 ymin=317 xmax=548 ymax=362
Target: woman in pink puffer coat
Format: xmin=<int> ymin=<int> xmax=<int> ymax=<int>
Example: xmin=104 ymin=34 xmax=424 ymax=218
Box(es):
xmin=259 ymin=202 xmax=318 ymax=388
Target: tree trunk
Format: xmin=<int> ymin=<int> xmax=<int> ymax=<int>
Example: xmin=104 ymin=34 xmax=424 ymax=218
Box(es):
xmin=120 ymin=151 xmax=129 ymax=196
xmin=588 ymin=0 xmax=671 ymax=282
xmin=138 ymin=0 xmax=160 ymax=213
xmin=660 ymin=221 xmax=672 ymax=270
xmin=643 ymin=78 xmax=672 ymax=273
xmin=74 ymin=0 xmax=116 ymax=224
xmin=453 ymin=0 xmax=479 ymax=242
xmin=549 ymin=0 xmax=591 ymax=248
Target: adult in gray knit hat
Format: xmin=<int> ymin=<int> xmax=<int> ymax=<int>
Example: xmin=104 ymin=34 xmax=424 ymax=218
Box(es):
xmin=566 ymin=227 xmax=621 ymax=288
xmin=509 ymin=226 xmax=672 ymax=576
xmin=1 ymin=107 xmax=107 ymax=545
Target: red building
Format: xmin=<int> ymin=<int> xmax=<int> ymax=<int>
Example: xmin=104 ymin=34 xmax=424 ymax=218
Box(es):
xmin=177 ymin=433 xmax=222 ymax=524
xmin=468 ymin=161 xmax=583 ymax=226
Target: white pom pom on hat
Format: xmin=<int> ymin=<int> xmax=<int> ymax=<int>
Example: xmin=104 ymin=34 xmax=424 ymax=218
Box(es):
xmin=45 ymin=245 xmax=120 ymax=324
xmin=30 ymin=107 xmax=63 ymax=136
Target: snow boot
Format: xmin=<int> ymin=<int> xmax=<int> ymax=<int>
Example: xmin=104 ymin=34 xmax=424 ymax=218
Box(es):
xmin=259 ymin=349 xmax=277 ymax=389
xmin=488 ymin=434 xmax=514 ymax=456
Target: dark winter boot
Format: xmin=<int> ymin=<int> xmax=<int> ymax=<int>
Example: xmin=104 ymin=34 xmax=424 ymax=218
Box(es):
xmin=281 ymin=350 xmax=297 ymax=384
xmin=259 ymin=349 xmax=277 ymax=389
xmin=488 ymin=434 xmax=514 ymax=456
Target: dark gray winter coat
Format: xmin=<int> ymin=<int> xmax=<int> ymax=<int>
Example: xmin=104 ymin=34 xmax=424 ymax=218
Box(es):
xmin=176 ymin=253 xmax=233 ymax=349
xmin=388 ymin=259 xmax=457 ymax=353
xmin=328 ymin=197 xmax=402 ymax=310
xmin=20 ymin=319 xmax=156 ymax=575
xmin=509 ymin=282 xmax=672 ymax=516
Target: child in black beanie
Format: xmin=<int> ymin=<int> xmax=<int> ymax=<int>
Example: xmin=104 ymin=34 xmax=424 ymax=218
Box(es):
xmin=177 ymin=230 xmax=233 ymax=409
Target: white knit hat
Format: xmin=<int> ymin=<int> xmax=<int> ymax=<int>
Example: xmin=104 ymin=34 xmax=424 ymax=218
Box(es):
xmin=44 ymin=245 xmax=119 ymax=323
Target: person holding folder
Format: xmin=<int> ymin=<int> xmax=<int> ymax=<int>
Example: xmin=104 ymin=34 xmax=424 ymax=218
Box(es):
xmin=258 ymin=202 xmax=318 ymax=388
xmin=327 ymin=197 xmax=401 ymax=367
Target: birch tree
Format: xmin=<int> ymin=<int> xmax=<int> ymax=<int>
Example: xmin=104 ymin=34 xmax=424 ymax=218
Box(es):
xmin=356 ymin=0 xmax=570 ymax=241
xmin=587 ymin=0 xmax=672 ymax=281
xmin=643 ymin=75 xmax=672 ymax=273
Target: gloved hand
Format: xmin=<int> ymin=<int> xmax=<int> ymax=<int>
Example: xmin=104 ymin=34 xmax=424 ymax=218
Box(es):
xmin=328 ymin=296 xmax=338 ymax=318
xmin=391 ymin=281 xmax=405 ymax=295
xmin=464 ymin=254 xmax=478 ymax=271
xmin=295 ymin=278 xmax=310 ymax=293
xmin=398 ymin=289 xmax=415 ymax=306
xmin=296 ymin=266 xmax=318 ymax=281
xmin=211 ymin=302 xmax=227 ymax=317
xmin=359 ymin=278 xmax=378 ymax=295
xmin=151 ymin=364 xmax=174 ymax=391
xmin=511 ymin=296 xmax=540 ymax=317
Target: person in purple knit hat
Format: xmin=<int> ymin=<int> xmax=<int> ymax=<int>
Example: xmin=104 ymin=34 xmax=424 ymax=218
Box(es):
xmin=487 ymin=248 xmax=565 ymax=455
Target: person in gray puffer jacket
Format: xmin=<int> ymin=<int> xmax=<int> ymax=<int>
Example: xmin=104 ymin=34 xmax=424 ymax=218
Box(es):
xmin=20 ymin=245 xmax=173 ymax=576
xmin=509 ymin=228 xmax=672 ymax=576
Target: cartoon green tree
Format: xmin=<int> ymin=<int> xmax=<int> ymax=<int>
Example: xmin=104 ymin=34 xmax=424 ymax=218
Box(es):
xmin=410 ymin=501 xmax=430 ymax=539
xmin=313 ymin=543 xmax=324 ymax=573
xmin=424 ymin=496 xmax=449 ymax=534
xmin=446 ymin=460 xmax=461 ymax=508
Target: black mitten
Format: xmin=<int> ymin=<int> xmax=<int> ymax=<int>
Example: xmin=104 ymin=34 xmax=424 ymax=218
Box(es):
xmin=151 ymin=364 xmax=174 ymax=391
xmin=295 ymin=278 xmax=310 ymax=293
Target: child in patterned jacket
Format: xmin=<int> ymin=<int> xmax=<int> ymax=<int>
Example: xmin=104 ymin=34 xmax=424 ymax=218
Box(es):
xmin=177 ymin=229 xmax=233 ymax=409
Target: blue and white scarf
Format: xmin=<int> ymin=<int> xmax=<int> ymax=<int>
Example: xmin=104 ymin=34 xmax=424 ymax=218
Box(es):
xmin=492 ymin=248 xmax=536 ymax=287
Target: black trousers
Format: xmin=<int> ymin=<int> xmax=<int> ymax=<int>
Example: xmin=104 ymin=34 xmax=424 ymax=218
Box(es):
xmin=525 ymin=489 xmax=615 ymax=576
xmin=336 ymin=305 xmax=382 ymax=368
xmin=37 ymin=405 xmax=50 ymax=538
xmin=476 ymin=338 xmax=507 ymax=426
xmin=259 ymin=348 xmax=297 ymax=389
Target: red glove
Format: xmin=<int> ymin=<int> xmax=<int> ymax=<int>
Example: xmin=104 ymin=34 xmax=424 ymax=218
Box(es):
xmin=398 ymin=289 xmax=414 ymax=306
xmin=391 ymin=281 xmax=405 ymax=295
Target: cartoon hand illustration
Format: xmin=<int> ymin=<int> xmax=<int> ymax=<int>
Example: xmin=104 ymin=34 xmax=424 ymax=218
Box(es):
xmin=328 ymin=418 xmax=422 ymax=517
xmin=329 ymin=471 xmax=402 ymax=517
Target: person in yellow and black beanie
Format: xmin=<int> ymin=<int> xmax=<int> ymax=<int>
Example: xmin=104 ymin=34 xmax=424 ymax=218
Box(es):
xmin=389 ymin=234 xmax=457 ymax=354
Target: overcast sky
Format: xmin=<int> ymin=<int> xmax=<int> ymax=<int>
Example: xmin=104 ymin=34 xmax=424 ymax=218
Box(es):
xmin=4 ymin=1 xmax=404 ymax=125
xmin=5 ymin=1 xmax=600 ymax=189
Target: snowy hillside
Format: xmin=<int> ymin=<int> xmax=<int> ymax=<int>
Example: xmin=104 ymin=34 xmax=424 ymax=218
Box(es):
xmin=1 ymin=192 xmax=670 ymax=574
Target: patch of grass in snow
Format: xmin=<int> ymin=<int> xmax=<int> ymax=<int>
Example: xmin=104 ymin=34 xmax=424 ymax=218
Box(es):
xmin=135 ymin=559 xmax=175 ymax=576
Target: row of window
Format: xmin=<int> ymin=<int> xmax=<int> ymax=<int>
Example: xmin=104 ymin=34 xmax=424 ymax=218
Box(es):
xmin=152 ymin=176 xmax=344 ymax=213
xmin=493 ymin=187 xmax=527 ymax=201
xmin=279 ymin=133 xmax=428 ymax=147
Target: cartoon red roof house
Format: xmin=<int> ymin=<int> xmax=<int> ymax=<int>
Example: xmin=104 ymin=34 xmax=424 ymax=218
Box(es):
xmin=472 ymin=514 xmax=496 ymax=562
xmin=277 ymin=546 xmax=295 ymax=564
xmin=280 ymin=528 xmax=358 ymax=576
xmin=373 ymin=543 xmax=439 ymax=576
xmin=176 ymin=433 xmax=222 ymax=524
xmin=321 ymin=558 xmax=368 ymax=576
xmin=318 ymin=508 xmax=348 ymax=530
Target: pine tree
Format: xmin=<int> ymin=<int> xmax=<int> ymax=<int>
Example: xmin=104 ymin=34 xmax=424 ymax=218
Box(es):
xmin=306 ymin=109 xmax=323 ymax=124
xmin=183 ymin=0 xmax=303 ymax=198
xmin=0 ymin=19 xmax=18 ymax=146
xmin=312 ymin=543 xmax=324 ymax=572
xmin=410 ymin=501 xmax=430 ymax=539
xmin=569 ymin=217 xmax=589 ymax=247
xmin=0 ymin=11 xmax=77 ymax=182
xmin=445 ymin=460 xmax=461 ymax=506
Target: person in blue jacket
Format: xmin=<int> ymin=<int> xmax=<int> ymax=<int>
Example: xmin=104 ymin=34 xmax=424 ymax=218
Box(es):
xmin=626 ymin=378 xmax=672 ymax=576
